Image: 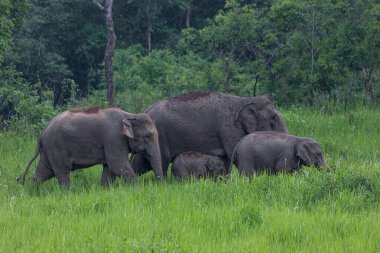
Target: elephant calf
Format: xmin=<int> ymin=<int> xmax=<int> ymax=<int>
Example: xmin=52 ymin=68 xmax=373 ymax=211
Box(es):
xmin=18 ymin=107 xmax=164 ymax=187
xmin=172 ymin=152 xmax=226 ymax=180
xmin=230 ymin=131 xmax=326 ymax=176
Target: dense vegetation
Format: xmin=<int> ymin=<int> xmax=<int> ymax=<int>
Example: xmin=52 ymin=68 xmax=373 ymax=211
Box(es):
xmin=1 ymin=107 xmax=379 ymax=252
xmin=1 ymin=0 xmax=379 ymax=130
xmin=1 ymin=1 xmax=379 ymax=251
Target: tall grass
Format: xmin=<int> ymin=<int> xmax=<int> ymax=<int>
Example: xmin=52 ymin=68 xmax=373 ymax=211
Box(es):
xmin=0 ymin=107 xmax=379 ymax=252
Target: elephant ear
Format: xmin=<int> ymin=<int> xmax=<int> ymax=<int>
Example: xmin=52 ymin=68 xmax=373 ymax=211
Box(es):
xmin=234 ymin=102 xmax=259 ymax=133
xmin=122 ymin=119 xmax=135 ymax=139
xmin=296 ymin=141 xmax=310 ymax=165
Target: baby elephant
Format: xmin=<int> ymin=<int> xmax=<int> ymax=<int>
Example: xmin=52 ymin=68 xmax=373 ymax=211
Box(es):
xmin=230 ymin=131 xmax=326 ymax=176
xmin=172 ymin=152 xmax=226 ymax=180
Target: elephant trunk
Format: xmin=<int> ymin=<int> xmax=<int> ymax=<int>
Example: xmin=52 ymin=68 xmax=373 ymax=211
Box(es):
xmin=147 ymin=143 xmax=164 ymax=181
xmin=318 ymin=161 xmax=327 ymax=170
xmin=275 ymin=115 xmax=289 ymax=134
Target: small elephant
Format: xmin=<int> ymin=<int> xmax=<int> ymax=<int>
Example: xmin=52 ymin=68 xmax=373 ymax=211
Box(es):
xmin=230 ymin=131 xmax=326 ymax=176
xmin=171 ymin=152 xmax=226 ymax=179
xmin=18 ymin=107 xmax=164 ymax=187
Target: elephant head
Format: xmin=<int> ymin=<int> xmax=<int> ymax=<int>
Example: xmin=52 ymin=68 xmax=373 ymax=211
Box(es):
xmin=206 ymin=156 xmax=226 ymax=177
xmin=123 ymin=113 xmax=163 ymax=179
xmin=296 ymin=138 xmax=326 ymax=169
xmin=234 ymin=96 xmax=288 ymax=134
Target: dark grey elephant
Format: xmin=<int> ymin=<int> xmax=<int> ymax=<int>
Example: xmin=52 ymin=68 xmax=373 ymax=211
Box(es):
xmin=230 ymin=131 xmax=326 ymax=176
xmin=172 ymin=152 xmax=226 ymax=179
xmin=18 ymin=107 xmax=163 ymax=187
xmin=132 ymin=92 xmax=288 ymax=177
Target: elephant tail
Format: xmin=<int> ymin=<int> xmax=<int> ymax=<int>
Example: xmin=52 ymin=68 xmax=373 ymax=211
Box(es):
xmin=17 ymin=136 xmax=42 ymax=185
xmin=228 ymin=135 xmax=250 ymax=175
xmin=228 ymin=139 xmax=241 ymax=175
xmin=228 ymin=148 xmax=236 ymax=175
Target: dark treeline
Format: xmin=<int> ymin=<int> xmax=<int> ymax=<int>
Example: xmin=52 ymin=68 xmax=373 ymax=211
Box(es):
xmin=0 ymin=0 xmax=379 ymax=129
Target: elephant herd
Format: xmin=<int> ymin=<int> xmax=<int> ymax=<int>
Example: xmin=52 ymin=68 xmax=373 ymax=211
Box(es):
xmin=18 ymin=92 xmax=326 ymax=187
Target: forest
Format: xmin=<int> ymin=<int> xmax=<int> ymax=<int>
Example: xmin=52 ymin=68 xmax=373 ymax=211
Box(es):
xmin=0 ymin=0 xmax=380 ymax=252
xmin=1 ymin=0 xmax=379 ymax=130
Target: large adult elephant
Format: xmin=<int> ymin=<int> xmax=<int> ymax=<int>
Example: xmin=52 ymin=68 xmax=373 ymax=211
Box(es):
xmin=18 ymin=107 xmax=164 ymax=187
xmin=132 ymin=92 xmax=288 ymax=176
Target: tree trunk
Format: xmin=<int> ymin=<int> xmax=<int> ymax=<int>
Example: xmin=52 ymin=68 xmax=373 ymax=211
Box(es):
xmin=280 ymin=79 xmax=289 ymax=106
xmin=147 ymin=22 xmax=152 ymax=55
xmin=185 ymin=0 xmax=193 ymax=28
xmin=252 ymin=74 xmax=259 ymax=97
xmin=93 ymin=0 xmax=117 ymax=107
xmin=146 ymin=3 xmax=152 ymax=55
xmin=223 ymin=57 xmax=232 ymax=93
xmin=362 ymin=64 xmax=378 ymax=99
xmin=310 ymin=8 xmax=316 ymax=77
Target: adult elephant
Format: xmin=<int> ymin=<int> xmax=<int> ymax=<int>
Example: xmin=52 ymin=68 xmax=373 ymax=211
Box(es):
xmin=18 ymin=107 xmax=164 ymax=187
xmin=132 ymin=92 xmax=288 ymax=177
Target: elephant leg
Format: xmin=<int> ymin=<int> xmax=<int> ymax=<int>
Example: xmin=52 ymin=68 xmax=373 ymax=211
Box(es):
xmin=101 ymin=164 xmax=117 ymax=187
xmin=221 ymin=157 xmax=231 ymax=174
xmin=47 ymin=150 xmax=72 ymax=188
xmin=274 ymin=158 xmax=292 ymax=174
xmin=238 ymin=162 xmax=255 ymax=177
xmin=56 ymin=173 xmax=71 ymax=187
xmin=236 ymin=154 xmax=255 ymax=177
xmin=105 ymin=147 xmax=137 ymax=182
xmin=171 ymin=167 xmax=186 ymax=180
xmin=51 ymin=163 xmax=71 ymax=188
xmin=161 ymin=156 xmax=170 ymax=178
xmin=33 ymin=153 xmax=54 ymax=184
xmin=102 ymin=139 xmax=138 ymax=181
xmin=132 ymin=153 xmax=169 ymax=178
xmin=108 ymin=160 xmax=137 ymax=182
xmin=131 ymin=154 xmax=152 ymax=176
xmin=195 ymin=165 xmax=207 ymax=179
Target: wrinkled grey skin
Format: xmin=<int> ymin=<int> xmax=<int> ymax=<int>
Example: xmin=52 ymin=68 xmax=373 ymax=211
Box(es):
xmin=172 ymin=152 xmax=226 ymax=180
xmin=230 ymin=131 xmax=326 ymax=176
xmin=18 ymin=107 xmax=163 ymax=187
xmin=132 ymin=92 xmax=288 ymax=177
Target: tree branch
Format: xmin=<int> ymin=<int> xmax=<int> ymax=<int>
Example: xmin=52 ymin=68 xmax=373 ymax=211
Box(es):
xmin=92 ymin=0 xmax=105 ymax=12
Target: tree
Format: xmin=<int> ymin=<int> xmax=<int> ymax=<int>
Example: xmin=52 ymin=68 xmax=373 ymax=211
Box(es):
xmin=124 ymin=0 xmax=188 ymax=54
xmin=93 ymin=0 xmax=117 ymax=107
xmin=0 ymin=0 xmax=57 ymax=131
xmin=180 ymin=2 xmax=263 ymax=93
xmin=0 ymin=0 xmax=13 ymax=62
xmin=10 ymin=0 xmax=105 ymax=105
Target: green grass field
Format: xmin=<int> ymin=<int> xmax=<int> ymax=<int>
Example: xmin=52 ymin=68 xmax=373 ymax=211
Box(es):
xmin=1 ymin=107 xmax=379 ymax=252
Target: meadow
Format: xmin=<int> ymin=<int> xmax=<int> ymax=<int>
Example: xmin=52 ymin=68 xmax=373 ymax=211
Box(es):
xmin=0 ymin=106 xmax=379 ymax=252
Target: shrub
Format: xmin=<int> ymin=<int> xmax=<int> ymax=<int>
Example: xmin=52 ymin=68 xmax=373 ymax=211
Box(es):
xmin=0 ymin=66 xmax=58 ymax=132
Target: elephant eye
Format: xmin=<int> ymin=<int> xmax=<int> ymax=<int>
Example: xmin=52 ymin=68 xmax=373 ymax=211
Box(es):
xmin=145 ymin=134 xmax=152 ymax=141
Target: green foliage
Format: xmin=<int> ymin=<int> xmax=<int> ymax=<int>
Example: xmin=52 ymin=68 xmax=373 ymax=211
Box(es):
xmin=113 ymin=0 xmax=225 ymax=48
xmin=179 ymin=0 xmax=379 ymax=105
xmin=0 ymin=66 xmax=58 ymax=131
xmin=3 ymin=0 xmax=378 ymax=109
xmin=9 ymin=0 xmax=104 ymax=105
xmin=112 ymin=45 xmax=225 ymax=112
xmin=0 ymin=0 xmax=13 ymax=62
xmin=1 ymin=0 xmax=379 ymax=132
xmin=0 ymin=107 xmax=379 ymax=251
xmin=0 ymin=0 xmax=55 ymax=132
xmin=179 ymin=3 xmax=263 ymax=93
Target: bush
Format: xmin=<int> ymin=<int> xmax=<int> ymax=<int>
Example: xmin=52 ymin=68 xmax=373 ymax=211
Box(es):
xmin=0 ymin=66 xmax=58 ymax=132
xmin=113 ymin=44 xmax=226 ymax=112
